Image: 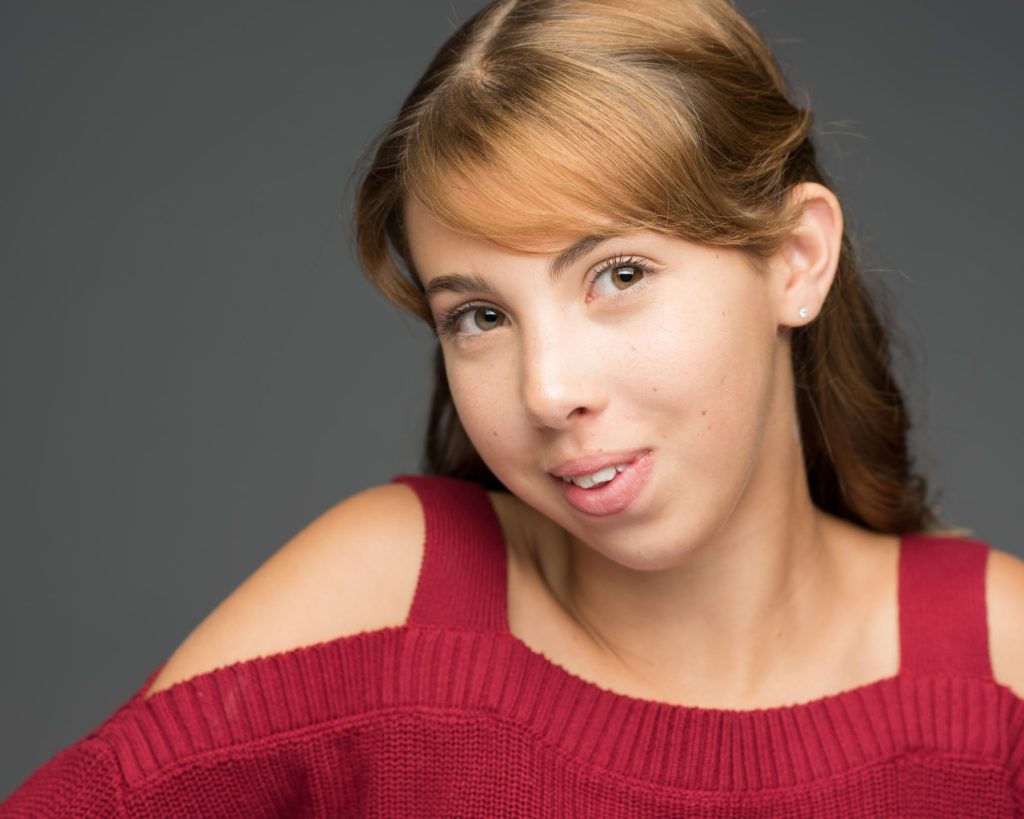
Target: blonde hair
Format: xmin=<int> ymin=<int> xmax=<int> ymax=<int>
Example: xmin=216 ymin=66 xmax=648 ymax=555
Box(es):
xmin=354 ymin=0 xmax=953 ymax=535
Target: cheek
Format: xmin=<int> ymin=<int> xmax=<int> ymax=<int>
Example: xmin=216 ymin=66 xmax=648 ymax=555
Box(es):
xmin=445 ymin=354 xmax=521 ymax=459
xmin=626 ymin=290 xmax=775 ymax=443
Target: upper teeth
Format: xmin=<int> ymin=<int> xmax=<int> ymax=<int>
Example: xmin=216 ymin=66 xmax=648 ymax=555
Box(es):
xmin=562 ymin=464 xmax=627 ymax=489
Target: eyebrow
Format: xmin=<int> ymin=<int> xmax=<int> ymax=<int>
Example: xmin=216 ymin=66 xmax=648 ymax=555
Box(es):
xmin=423 ymin=233 xmax=611 ymax=299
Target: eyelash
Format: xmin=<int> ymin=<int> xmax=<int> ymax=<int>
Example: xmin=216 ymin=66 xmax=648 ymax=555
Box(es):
xmin=433 ymin=254 xmax=655 ymax=340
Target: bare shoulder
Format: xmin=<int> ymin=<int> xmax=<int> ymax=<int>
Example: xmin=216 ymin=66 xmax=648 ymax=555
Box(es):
xmin=142 ymin=482 xmax=425 ymax=699
xmin=987 ymin=547 xmax=1024 ymax=699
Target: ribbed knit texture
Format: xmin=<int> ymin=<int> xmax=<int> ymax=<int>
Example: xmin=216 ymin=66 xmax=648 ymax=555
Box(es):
xmin=3 ymin=473 xmax=1023 ymax=817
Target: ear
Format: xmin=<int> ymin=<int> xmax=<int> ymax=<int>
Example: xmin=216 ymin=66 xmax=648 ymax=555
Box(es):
xmin=769 ymin=182 xmax=844 ymax=328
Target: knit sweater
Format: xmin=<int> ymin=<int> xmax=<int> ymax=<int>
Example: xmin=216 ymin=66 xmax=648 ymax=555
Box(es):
xmin=3 ymin=473 xmax=1023 ymax=817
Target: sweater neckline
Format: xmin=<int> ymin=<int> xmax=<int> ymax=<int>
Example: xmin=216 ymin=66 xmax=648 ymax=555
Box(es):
xmin=502 ymin=622 xmax=905 ymax=719
xmin=489 ymin=623 xmax=916 ymax=785
xmin=481 ymin=485 xmax=908 ymax=718
xmin=490 ymin=557 xmax=909 ymax=774
xmin=457 ymin=479 xmax=920 ymax=785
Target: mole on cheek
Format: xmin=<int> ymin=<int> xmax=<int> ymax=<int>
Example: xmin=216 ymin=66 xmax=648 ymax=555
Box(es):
xmin=701 ymin=409 xmax=707 ymax=416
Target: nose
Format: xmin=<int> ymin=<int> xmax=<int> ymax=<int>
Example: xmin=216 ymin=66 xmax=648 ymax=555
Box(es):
xmin=520 ymin=322 xmax=607 ymax=430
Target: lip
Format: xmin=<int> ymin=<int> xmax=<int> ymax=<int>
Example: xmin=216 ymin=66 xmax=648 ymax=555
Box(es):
xmin=548 ymin=449 xmax=650 ymax=479
xmin=551 ymin=451 xmax=654 ymax=517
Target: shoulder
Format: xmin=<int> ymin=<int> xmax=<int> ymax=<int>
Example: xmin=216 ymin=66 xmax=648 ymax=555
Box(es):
xmin=142 ymin=482 xmax=425 ymax=699
xmin=987 ymin=546 xmax=1024 ymax=698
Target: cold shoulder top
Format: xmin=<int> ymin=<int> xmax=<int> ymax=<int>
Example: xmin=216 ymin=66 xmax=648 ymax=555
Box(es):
xmin=2 ymin=473 xmax=1023 ymax=816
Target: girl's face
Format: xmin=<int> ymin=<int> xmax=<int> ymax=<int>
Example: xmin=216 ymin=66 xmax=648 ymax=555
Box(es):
xmin=404 ymin=198 xmax=798 ymax=570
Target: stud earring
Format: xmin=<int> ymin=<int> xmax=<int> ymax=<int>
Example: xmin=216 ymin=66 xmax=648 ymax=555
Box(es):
xmin=798 ymin=307 xmax=809 ymax=319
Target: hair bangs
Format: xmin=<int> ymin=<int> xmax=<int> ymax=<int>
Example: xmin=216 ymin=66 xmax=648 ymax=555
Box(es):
xmin=401 ymin=61 xmax=713 ymax=252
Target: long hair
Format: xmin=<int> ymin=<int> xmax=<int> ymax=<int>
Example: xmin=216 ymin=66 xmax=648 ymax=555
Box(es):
xmin=353 ymin=0 xmax=949 ymax=534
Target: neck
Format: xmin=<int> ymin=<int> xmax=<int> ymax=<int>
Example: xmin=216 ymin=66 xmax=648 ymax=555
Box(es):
xmin=531 ymin=354 xmax=875 ymax=706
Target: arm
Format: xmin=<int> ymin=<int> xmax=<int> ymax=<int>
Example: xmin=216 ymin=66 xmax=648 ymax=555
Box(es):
xmin=987 ymin=548 xmax=1024 ymax=814
xmin=988 ymin=548 xmax=1024 ymax=700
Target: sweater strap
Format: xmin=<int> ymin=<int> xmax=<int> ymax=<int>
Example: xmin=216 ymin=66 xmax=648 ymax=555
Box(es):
xmin=898 ymin=533 xmax=994 ymax=679
xmin=390 ymin=474 xmax=510 ymax=634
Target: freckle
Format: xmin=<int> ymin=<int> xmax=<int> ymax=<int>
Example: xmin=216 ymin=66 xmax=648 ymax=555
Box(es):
xmin=701 ymin=409 xmax=707 ymax=416
xmin=706 ymin=425 xmax=712 ymax=430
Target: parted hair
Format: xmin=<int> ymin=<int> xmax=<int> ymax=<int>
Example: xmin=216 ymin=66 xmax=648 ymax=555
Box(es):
xmin=353 ymin=0 xmax=950 ymax=535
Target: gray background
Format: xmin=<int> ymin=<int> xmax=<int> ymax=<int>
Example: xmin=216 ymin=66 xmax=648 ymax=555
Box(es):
xmin=2 ymin=0 xmax=1021 ymax=794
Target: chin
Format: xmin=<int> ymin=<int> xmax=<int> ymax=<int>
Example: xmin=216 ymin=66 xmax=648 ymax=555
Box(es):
xmin=569 ymin=510 xmax=700 ymax=566
xmin=590 ymin=536 xmax=702 ymax=572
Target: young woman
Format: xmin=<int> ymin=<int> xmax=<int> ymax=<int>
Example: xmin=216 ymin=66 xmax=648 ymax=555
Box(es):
xmin=4 ymin=0 xmax=1023 ymax=816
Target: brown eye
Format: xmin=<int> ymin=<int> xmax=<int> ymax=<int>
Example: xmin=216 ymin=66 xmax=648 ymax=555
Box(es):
xmin=589 ymin=255 xmax=651 ymax=300
xmin=436 ymin=302 xmax=509 ymax=339
xmin=592 ymin=259 xmax=649 ymax=296
xmin=610 ymin=265 xmax=643 ymax=290
xmin=473 ymin=307 xmax=505 ymax=331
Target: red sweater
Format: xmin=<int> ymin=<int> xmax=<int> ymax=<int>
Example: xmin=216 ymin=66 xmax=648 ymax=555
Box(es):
xmin=3 ymin=473 xmax=1023 ymax=817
